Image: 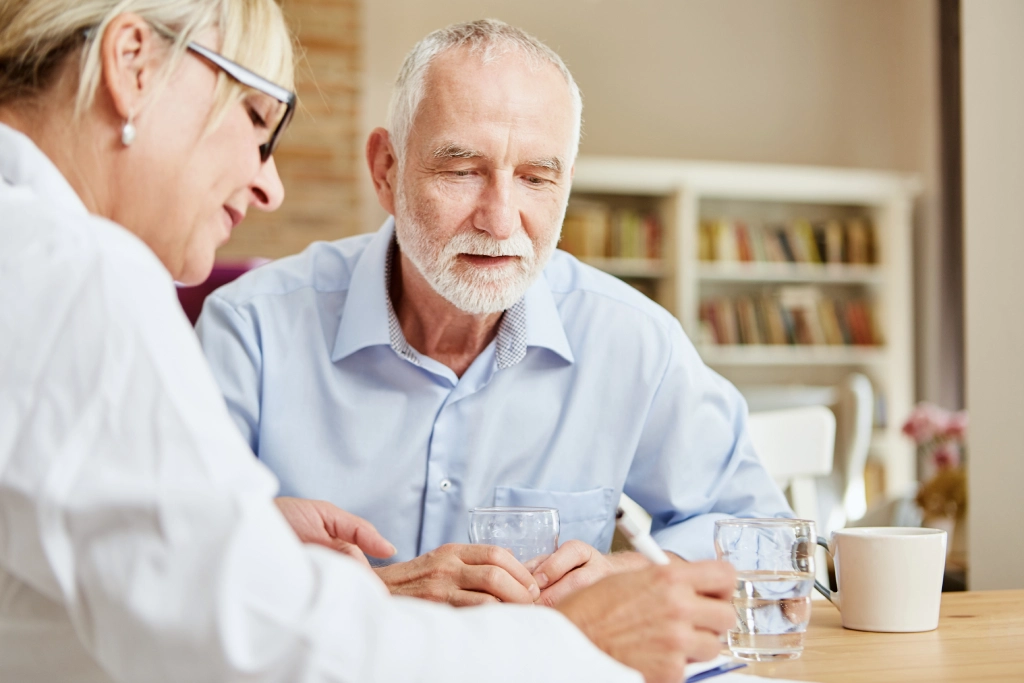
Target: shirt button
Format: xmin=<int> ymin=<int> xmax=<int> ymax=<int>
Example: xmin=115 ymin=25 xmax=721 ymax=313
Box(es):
xmin=439 ymin=479 xmax=452 ymax=492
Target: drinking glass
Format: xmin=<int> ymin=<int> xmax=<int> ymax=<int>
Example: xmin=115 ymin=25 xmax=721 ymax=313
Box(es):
xmin=468 ymin=507 xmax=559 ymax=568
xmin=714 ymin=518 xmax=817 ymax=661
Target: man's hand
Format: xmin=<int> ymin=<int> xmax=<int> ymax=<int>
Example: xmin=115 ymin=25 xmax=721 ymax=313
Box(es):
xmin=374 ymin=543 xmax=541 ymax=606
xmin=555 ymin=561 xmax=737 ymax=683
xmin=532 ymin=541 xmax=653 ymax=607
xmin=274 ymin=497 xmax=395 ymax=569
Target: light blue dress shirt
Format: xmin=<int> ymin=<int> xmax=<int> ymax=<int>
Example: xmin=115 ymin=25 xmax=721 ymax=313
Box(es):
xmin=197 ymin=218 xmax=791 ymax=562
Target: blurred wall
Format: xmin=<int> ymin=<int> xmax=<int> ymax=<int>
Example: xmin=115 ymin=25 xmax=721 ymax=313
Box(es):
xmin=363 ymin=1 xmax=937 ymax=208
xmin=218 ymin=0 xmax=361 ymax=260
xmin=363 ymin=0 xmax=951 ymax=409
xmin=963 ymin=0 xmax=1024 ymax=590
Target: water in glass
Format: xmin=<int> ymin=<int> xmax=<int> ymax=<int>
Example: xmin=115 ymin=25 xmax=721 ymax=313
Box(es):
xmin=714 ymin=518 xmax=817 ymax=661
xmin=729 ymin=569 xmax=814 ymax=660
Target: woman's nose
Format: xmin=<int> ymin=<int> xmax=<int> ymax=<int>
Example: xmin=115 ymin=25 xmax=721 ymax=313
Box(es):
xmin=250 ymin=155 xmax=285 ymax=211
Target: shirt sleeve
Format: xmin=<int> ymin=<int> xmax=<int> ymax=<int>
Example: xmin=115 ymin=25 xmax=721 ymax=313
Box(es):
xmin=623 ymin=320 xmax=794 ymax=561
xmin=194 ymin=292 xmax=263 ymax=453
xmin=0 ymin=224 xmax=641 ymax=683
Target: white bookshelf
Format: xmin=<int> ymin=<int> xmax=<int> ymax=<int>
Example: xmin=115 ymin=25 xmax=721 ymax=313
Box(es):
xmin=697 ymin=262 xmax=886 ymax=285
xmin=568 ymin=157 xmax=920 ymax=500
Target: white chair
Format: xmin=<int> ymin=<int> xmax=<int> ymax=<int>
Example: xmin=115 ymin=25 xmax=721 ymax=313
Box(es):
xmin=822 ymin=374 xmax=873 ymax=532
xmin=747 ymin=406 xmax=836 ymax=531
xmin=742 ymin=374 xmax=873 ymax=536
xmin=747 ymin=406 xmax=836 ymax=596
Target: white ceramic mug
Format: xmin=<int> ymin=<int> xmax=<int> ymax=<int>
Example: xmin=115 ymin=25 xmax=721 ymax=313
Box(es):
xmin=814 ymin=527 xmax=947 ymax=632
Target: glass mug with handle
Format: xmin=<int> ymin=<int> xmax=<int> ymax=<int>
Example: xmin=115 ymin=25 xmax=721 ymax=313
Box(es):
xmin=714 ymin=518 xmax=817 ymax=661
xmin=468 ymin=506 xmax=559 ymax=570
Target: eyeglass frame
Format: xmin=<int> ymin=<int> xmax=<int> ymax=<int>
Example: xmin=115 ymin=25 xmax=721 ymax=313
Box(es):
xmin=185 ymin=41 xmax=295 ymax=163
xmin=82 ymin=26 xmax=296 ymax=162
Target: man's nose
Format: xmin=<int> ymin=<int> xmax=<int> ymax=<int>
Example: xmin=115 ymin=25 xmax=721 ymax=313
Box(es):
xmin=473 ymin=171 xmax=517 ymax=240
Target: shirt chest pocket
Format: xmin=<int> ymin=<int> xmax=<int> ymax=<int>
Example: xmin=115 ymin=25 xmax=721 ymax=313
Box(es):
xmin=493 ymin=486 xmax=617 ymax=552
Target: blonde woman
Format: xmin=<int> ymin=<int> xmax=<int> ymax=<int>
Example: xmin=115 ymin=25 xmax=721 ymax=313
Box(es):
xmin=0 ymin=2 xmax=735 ymax=682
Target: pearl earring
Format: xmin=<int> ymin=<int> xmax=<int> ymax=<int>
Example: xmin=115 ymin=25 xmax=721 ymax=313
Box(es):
xmin=121 ymin=114 xmax=136 ymax=146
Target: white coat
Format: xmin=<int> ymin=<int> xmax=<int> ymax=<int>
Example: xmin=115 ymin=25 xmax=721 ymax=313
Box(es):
xmin=0 ymin=122 xmax=640 ymax=683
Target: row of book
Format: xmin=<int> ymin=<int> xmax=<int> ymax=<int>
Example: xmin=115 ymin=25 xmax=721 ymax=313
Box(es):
xmin=699 ymin=289 xmax=882 ymax=346
xmin=699 ymin=218 xmax=875 ymax=265
xmin=561 ymin=201 xmax=663 ymax=260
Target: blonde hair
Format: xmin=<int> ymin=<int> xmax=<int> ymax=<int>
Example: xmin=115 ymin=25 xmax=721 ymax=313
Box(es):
xmin=0 ymin=0 xmax=294 ymax=123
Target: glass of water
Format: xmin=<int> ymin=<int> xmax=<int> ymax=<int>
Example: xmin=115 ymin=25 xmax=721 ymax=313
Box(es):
xmin=714 ymin=518 xmax=817 ymax=661
xmin=468 ymin=507 xmax=559 ymax=568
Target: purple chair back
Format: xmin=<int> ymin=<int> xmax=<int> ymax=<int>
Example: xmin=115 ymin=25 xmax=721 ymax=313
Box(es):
xmin=176 ymin=259 xmax=268 ymax=326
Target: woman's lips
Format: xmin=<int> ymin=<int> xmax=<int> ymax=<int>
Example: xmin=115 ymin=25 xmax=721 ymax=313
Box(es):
xmin=222 ymin=206 xmax=244 ymax=233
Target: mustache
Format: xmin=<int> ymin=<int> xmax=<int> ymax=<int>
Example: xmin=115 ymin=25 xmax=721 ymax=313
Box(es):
xmin=442 ymin=230 xmax=534 ymax=259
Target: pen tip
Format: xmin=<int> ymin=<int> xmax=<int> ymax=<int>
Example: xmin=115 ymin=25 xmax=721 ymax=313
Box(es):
xmin=615 ymin=507 xmax=624 ymax=520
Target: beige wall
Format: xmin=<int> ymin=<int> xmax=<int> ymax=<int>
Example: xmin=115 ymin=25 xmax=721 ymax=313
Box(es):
xmin=963 ymin=0 xmax=1024 ymax=590
xmin=218 ymin=0 xmax=361 ymax=260
xmin=363 ymin=0 xmax=949 ymax=406
xmin=365 ymin=0 xmax=935 ymax=172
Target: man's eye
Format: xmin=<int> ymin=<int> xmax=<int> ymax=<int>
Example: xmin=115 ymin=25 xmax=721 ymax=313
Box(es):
xmin=452 ymin=169 xmax=472 ymax=177
xmin=524 ymin=176 xmax=546 ymax=185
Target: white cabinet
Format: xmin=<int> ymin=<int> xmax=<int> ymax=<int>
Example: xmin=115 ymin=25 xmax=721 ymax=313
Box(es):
xmin=567 ymin=156 xmax=920 ymax=499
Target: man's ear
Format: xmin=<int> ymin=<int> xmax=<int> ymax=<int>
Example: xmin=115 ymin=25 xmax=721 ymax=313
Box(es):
xmin=366 ymin=127 xmax=398 ymax=215
xmin=99 ymin=13 xmax=163 ymax=122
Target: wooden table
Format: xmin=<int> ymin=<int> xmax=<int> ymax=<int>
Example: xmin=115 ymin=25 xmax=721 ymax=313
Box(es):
xmin=742 ymin=590 xmax=1024 ymax=681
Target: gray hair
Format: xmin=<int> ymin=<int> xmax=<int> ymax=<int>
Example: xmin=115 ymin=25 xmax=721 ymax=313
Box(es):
xmin=385 ymin=18 xmax=583 ymax=165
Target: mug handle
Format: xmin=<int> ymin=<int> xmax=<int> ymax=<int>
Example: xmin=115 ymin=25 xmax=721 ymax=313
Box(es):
xmin=813 ymin=536 xmax=838 ymax=606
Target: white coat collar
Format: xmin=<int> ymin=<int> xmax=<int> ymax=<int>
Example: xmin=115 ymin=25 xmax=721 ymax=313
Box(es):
xmin=0 ymin=122 xmax=90 ymax=217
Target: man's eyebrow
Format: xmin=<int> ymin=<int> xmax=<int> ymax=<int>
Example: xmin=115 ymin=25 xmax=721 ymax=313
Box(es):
xmin=431 ymin=143 xmax=484 ymax=160
xmin=430 ymin=145 xmax=565 ymax=175
xmin=524 ymin=157 xmax=564 ymax=174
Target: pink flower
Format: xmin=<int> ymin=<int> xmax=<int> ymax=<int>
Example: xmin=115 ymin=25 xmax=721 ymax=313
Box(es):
xmin=932 ymin=443 xmax=961 ymax=470
xmin=942 ymin=411 xmax=969 ymax=441
xmin=902 ymin=403 xmax=952 ymax=445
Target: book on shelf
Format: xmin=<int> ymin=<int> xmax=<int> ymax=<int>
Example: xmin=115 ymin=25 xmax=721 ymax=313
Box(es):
xmin=560 ymin=199 xmax=609 ymax=259
xmin=698 ymin=286 xmax=883 ymax=347
xmin=699 ymin=217 xmax=876 ymax=266
xmin=846 ymin=217 xmax=873 ymax=264
xmin=561 ymin=200 xmax=662 ymax=261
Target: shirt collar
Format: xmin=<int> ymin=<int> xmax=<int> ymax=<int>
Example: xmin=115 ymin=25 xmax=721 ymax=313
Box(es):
xmin=331 ymin=218 xmax=395 ymax=362
xmin=332 ymin=217 xmax=574 ymax=367
xmin=0 ymin=122 xmax=90 ymax=217
xmin=524 ymin=273 xmax=575 ymax=365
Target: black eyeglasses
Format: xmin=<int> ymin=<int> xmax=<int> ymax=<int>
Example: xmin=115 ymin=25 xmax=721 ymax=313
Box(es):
xmin=185 ymin=42 xmax=295 ymax=163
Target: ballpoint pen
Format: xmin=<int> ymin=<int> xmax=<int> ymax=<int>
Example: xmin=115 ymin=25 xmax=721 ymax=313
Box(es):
xmin=615 ymin=506 xmax=671 ymax=565
xmin=686 ymin=661 xmax=747 ymax=682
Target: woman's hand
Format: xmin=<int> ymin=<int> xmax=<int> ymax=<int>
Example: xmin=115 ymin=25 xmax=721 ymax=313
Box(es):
xmin=274 ymin=497 xmax=395 ymax=568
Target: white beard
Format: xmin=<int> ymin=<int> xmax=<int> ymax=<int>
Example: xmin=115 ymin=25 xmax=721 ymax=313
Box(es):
xmin=393 ymin=194 xmax=557 ymax=315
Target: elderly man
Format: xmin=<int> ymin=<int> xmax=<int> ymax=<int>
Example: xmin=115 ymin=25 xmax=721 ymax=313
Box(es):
xmin=198 ymin=19 xmax=790 ymax=607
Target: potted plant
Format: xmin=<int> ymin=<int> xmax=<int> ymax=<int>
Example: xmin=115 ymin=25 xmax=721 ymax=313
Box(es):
xmin=902 ymin=403 xmax=968 ymax=561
